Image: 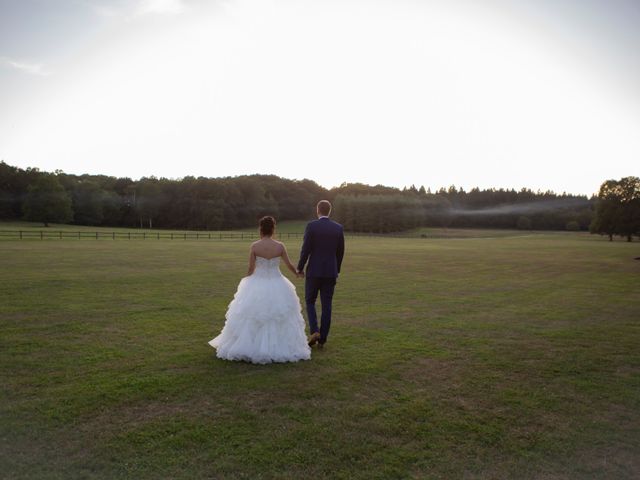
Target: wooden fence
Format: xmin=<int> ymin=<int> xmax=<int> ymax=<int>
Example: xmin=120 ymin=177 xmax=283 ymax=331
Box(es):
xmin=0 ymin=230 xmax=424 ymax=241
xmin=0 ymin=230 xmax=305 ymax=241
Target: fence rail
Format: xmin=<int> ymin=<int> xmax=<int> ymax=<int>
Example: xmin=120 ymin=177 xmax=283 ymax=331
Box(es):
xmin=0 ymin=230 xmax=427 ymax=241
xmin=0 ymin=230 xmax=307 ymax=241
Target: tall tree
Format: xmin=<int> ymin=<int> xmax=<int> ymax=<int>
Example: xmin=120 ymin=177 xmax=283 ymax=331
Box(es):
xmin=22 ymin=174 xmax=73 ymax=227
xmin=616 ymin=176 xmax=640 ymax=241
xmin=136 ymin=178 xmax=162 ymax=228
xmin=590 ymin=177 xmax=640 ymax=241
xmin=72 ymin=181 xmax=105 ymax=225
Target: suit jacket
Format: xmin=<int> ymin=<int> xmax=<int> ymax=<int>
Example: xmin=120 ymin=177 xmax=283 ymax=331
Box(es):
xmin=297 ymin=217 xmax=345 ymax=278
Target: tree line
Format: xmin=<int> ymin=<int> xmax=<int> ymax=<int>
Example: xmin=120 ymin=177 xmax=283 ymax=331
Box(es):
xmin=331 ymin=185 xmax=597 ymax=233
xmin=0 ymin=162 xmax=326 ymax=229
xmin=2 ymin=161 xmax=636 ymax=238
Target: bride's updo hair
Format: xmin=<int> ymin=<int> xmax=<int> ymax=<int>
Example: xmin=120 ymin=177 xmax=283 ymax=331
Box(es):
xmin=259 ymin=216 xmax=276 ymax=237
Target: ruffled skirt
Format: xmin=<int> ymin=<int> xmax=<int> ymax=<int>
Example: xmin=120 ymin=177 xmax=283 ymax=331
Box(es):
xmin=209 ymin=273 xmax=311 ymax=364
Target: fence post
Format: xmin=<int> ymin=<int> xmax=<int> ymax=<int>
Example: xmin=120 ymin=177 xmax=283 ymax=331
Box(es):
xmin=128 ymin=232 xmax=131 ymax=240
xmin=41 ymin=231 xmax=43 ymax=240
xmin=59 ymin=231 xmax=62 ymax=239
xmin=78 ymin=231 xmax=81 ymax=240
xmin=143 ymin=232 xmax=146 ymax=240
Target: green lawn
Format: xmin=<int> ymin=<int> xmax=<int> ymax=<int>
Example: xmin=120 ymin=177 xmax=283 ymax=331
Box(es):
xmin=1 ymin=233 xmax=638 ymax=478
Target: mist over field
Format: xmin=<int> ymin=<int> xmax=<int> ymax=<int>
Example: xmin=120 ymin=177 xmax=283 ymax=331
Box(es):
xmin=449 ymin=198 xmax=592 ymax=217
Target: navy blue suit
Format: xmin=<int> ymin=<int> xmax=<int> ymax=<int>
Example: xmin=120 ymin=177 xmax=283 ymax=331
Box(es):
xmin=297 ymin=217 xmax=345 ymax=344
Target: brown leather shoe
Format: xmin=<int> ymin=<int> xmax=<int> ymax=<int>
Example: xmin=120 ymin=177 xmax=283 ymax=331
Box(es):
xmin=308 ymin=332 xmax=321 ymax=346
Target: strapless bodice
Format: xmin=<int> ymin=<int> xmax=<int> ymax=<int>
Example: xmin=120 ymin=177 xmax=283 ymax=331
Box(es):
xmin=254 ymin=256 xmax=282 ymax=278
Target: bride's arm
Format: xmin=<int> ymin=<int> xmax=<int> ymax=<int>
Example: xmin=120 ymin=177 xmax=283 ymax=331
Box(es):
xmin=280 ymin=244 xmax=300 ymax=277
xmin=247 ymin=247 xmax=257 ymax=276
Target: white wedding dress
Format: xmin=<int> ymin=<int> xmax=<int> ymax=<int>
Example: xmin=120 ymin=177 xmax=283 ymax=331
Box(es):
xmin=209 ymin=256 xmax=311 ymax=364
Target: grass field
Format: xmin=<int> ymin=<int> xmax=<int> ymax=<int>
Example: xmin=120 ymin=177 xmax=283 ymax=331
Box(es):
xmin=1 ymin=231 xmax=639 ymax=478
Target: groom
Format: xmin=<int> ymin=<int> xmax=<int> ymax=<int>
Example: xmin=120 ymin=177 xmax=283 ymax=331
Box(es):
xmin=297 ymin=200 xmax=345 ymax=348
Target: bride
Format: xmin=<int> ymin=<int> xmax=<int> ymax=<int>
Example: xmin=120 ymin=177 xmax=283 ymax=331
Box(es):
xmin=209 ymin=216 xmax=311 ymax=364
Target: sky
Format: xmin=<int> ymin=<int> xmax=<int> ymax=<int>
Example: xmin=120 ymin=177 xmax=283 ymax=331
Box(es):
xmin=0 ymin=0 xmax=639 ymax=196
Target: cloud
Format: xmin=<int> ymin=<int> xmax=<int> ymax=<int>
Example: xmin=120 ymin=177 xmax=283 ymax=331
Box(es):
xmin=88 ymin=0 xmax=185 ymax=20
xmin=133 ymin=0 xmax=185 ymax=17
xmin=0 ymin=57 xmax=49 ymax=76
xmin=91 ymin=5 xmax=121 ymax=18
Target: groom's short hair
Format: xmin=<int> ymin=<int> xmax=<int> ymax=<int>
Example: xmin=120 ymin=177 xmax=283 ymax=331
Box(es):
xmin=317 ymin=200 xmax=332 ymax=216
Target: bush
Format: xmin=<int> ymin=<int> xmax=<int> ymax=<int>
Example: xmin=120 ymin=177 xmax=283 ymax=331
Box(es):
xmin=516 ymin=216 xmax=532 ymax=230
xmin=566 ymin=220 xmax=580 ymax=231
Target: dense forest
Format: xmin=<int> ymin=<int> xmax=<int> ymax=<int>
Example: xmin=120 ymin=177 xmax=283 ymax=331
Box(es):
xmin=0 ymin=161 xmax=598 ymax=233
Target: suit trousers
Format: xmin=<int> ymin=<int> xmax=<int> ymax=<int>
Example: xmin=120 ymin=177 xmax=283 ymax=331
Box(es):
xmin=304 ymin=276 xmax=336 ymax=343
